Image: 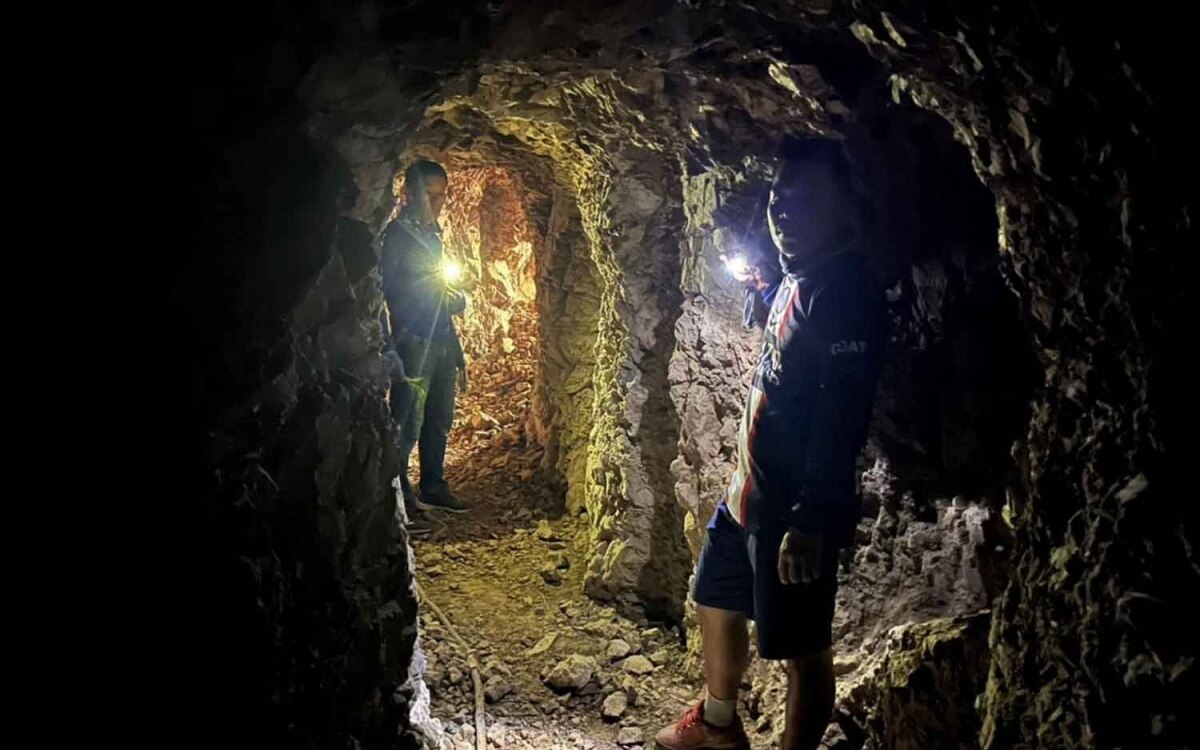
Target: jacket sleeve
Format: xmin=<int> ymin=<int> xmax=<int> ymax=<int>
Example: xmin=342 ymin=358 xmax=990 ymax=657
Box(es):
xmin=741 ymin=282 xmax=780 ymax=331
xmin=787 ymin=283 xmax=886 ymax=534
xmin=741 ymin=287 xmax=758 ymax=330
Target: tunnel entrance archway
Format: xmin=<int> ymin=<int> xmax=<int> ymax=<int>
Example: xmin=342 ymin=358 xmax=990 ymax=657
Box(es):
xmin=389 ymin=154 xmax=609 ymax=543
xmin=391 ymin=164 xmax=552 ymax=536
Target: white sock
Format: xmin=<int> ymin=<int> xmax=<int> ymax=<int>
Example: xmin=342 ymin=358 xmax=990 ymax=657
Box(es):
xmin=703 ymin=695 xmax=736 ymax=727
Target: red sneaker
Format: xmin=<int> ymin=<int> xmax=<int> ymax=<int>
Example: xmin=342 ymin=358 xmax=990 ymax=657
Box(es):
xmin=654 ymin=700 xmax=750 ymax=750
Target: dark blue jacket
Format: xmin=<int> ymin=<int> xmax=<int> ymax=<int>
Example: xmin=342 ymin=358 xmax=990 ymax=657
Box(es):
xmin=725 ymin=252 xmax=887 ymax=542
xmin=379 ymin=212 xmax=465 ymax=341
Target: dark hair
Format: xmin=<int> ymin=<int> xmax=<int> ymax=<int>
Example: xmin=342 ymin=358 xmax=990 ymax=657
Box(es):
xmin=404 ymin=159 xmax=447 ymax=192
xmin=775 ymin=137 xmax=855 ymax=197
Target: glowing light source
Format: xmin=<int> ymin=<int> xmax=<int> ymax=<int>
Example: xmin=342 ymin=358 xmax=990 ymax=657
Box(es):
xmin=442 ymin=259 xmax=463 ymax=285
xmin=721 ymin=253 xmax=753 ymax=282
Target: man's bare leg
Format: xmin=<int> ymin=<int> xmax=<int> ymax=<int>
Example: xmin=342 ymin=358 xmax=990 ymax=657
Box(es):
xmin=782 ymin=648 xmax=834 ymax=750
xmin=699 ymin=604 xmax=750 ymax=705
xmin=654 ymin=605 xmax=752 ymax=749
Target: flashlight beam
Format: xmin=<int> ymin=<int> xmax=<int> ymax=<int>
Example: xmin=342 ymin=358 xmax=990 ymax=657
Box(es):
xmin=442 ymin=259 xmax=463 ymax=284
xmin=722 ymin=253 xmax=753 ymax=281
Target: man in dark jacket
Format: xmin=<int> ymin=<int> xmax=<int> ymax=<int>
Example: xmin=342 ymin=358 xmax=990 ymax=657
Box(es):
xmin=656 ymin=139 xmax=887 ymax=750
xmin=381 ymin=159 xmax=470 ymax=515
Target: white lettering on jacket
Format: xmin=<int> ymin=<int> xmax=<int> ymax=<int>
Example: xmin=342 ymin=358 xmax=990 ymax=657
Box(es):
xmin=830 ymin=340 xmax=868 ymax=355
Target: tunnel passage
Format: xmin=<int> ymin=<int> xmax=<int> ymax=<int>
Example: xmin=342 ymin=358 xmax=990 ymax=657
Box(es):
xmin=437 ymin=167 xmax=548 ymax=515
xmin=184 ymin=3 xmax=1191 ymax=750
xmin=393 ymin=97 xmax=700 ymax=620
xmin=387 ymin=164 xmax=554 ymax=529
xmin=379 ymin=45 xmax=1039 ymax=746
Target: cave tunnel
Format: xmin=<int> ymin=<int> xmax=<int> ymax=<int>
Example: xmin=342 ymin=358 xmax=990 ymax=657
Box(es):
xmin=178 ymin=3 xmax=1192 ymax=750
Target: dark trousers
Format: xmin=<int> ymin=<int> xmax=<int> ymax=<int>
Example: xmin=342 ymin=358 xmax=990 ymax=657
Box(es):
xmin=693 ymin=503 xmax=840 ymax=658
xmin=390 ymin=331 xmax=459 ymax=499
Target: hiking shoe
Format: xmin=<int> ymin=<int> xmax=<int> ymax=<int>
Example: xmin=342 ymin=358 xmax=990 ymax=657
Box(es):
xmin=416 ymin=492 xmax=471 ymax=514
xmin=654 ymin=701 xmax=749 ymax=750
xmin=404 ymin=511 xmax=435 ymax=537
xmin=391 ymin=475 xmax=417 ymax=506
xmin=392 ymin=476 xmax=434 ymax=536
xmin=395 ymin=501 xmax=434 ymax=538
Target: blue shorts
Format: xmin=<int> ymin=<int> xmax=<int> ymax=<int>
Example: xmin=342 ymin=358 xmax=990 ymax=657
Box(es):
xmin=692 ymin=503 xmax=839 ymax=659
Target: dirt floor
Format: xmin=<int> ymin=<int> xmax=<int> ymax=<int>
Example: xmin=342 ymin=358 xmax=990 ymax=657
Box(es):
xmin=406 ymin=304 xmax=732 ymax=750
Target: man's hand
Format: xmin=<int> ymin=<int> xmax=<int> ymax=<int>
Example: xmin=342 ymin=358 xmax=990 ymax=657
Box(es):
xmin=447 ymin=289 xmax=468 ymax=316
xmin=778 ymin=528 xmax=824 ymax=585
xmin=739 ymin=264 xmax=758 ymax=288
xmin=741 ymin=265 xmax=772 ymax=292
xmin=752 ymin=266 xmax=773 ymax=292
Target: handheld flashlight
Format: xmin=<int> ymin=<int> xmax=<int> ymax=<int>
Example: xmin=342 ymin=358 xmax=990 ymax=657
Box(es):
xmin=441 ymin=259 xmax=463 ymax=285
xmin=721 ymin=253 xmax=753 ymax=282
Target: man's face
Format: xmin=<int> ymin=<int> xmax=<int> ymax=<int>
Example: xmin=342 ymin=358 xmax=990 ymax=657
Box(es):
xmin=767 ymin=160 xmax=844 ymax=261
xmin=406 ymin=173 xmax=448 ymax=224
xmin=422 ymin=175 xmax=448 ymax=223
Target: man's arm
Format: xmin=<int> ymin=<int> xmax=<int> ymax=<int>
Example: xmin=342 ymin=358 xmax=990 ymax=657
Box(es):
xmin=778 ymin=280 xmax=884 ymax=584
xmin=787 ymin=284 xmax=885 ymax=534
xmin=378 ymin=222 xmax=407 ymax=312
xmin=742 ymin=272 xmax=780 ymax=330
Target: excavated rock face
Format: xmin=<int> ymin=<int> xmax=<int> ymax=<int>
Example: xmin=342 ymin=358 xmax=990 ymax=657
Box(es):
xmin=186 ymin=134 xmax=422 ymax=747
xmin=431 ymin=166 xmax=539 ymax=361
xmin=836 ymin=612 xmax=993 ymax=750
xmin=181 ymin=2 xmax=1190 ymax=748
xmin=840 ymin=8 xmax=1192 ymax=749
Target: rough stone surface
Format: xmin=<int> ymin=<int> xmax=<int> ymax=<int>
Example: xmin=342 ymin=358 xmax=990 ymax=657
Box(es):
xmin=833 ymin=481 xmax=1011 ymax=650
xmin=621 ymin=655 xmax=656 ymax=676
xmin=840 ymin=613 xmax=991 ymax=750
xmin=606 ymin=639 xmax=632 ymax=662
xmin=182 ymin=54 xmax=423 ymax=747
xmin=601 ymin=691 xmax=629 ymax=721
xmin=536 ymin=519 xmax=559 ymax=542
xmin=484 ymin=674 xmax=514 ymax=704
xmin=543 ymin=655 xmax=599 ymax=693
xmin=843 ymin=9 xmax=1192 ymax=748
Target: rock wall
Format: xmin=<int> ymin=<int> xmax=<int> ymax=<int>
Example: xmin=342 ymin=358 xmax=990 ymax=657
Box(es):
xmin=176 ymin=6 xmax=485 ymax=746
xmin=184 ymin=105 xmax=425 ymax=749
xmin=535 ymin=192 xmax=604 ymax=512
xmin=580 ymin=150 xmax=695 ymax=620
xmin=670 ymin=168 xmax=766 ymax=555
xmin=207 ymin=235 xmax=422 ymax=748
xmin=840 ymin=5 xmax=1195 ymax=747
xmin=835 ymin=612 xmax=993 ymax=750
